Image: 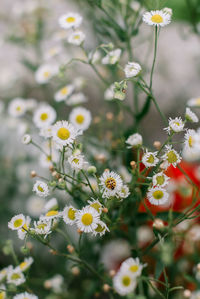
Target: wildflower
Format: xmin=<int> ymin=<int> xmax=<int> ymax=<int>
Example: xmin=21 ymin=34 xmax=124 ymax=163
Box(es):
xmin=124 ymin=62 xmax=141 ymax=78
xmin=68 ymin=154 xmax=87 ymax=170
xmin=0 ymin=284 xmax=6 ymax=299
xmin=76 ymin=206 xmax=100 ymax=233
xmin=40 ymin=210 xmax=61 ymax=221
xmin=8 ymin=214 xmax=26 ymax=231
xmin=32 ymin=219 xmax=52 ymax=236
xmin=126 ymin=133 xmax=143 ymax=148
xmin=7 ymin=268 xmax=25 ymax=286
xmin=87 ymin=199 xmax=103 ymax=214
xmin=58 ymin=13 xmax=82 ymax=29
xmin=69 ymin=107 xmax=91 ymax=131
xmin=164 ymin=117 xmax=185 ymax=134
xmin=104 ymin=84 xmax=115 ymax=101
xmin=162 ymin=145 xmax=181 ymax=168
xmin=184 ymin=129 xmax=196 ymax=150
xmin=35 ymin=64 xmax=58 ymax=84
xmin=16 ymin=257 xmax=34 ymax=272
xmin=63 ymin=205 xmax=77 ymax=225
xmin=99 ymin=170 xmax=123 ymax=198
xmin=52 ymin=120 xmax=82 ymax=147
xmin=117 ymin=185 xmax=130 ymax=199
xmin=13 ymin=292 xmax=38 ymax=299
xmin=162 ymin=7 xmax=173 ymax=16
xmin=39 ymin=126 xmax=53 ymax=138
xmin=44 ymin=45 xmax=62 ymax=61
xmin=8 ymin=98 xmax=26 ymax=117
xmin=17 ymin=216 xmax=31 ymax=240
xmin=113 ymin=270 xmax=137 ymax=296
xmin=33 ymin=180 xmax=49 ymax=198
xmin=187 ymin=97 xmax=200 ymax=107
xmin=68 ymin=31 xmax=85 ymax=45
xmin=120 ymin=257 xmax=145 ymax=278
xmin=26 ymin=196 xmax=45 ymax=217
xmin=44 ymin=274 xmax=64 ymax=293
xmin=0 ymin=266 xmax=12 ymax=282
xmin=102 ymin=49 xmax=121 ymax=65
xmin=66 ymin=92 xmax=87 ymax=106
xmin=185 ymin=107 xmax=199 ymax=123
xmin=92 ymin=220 xmax=109 ymax=237
xmin=152 ymin=172 xmax=170 ymax=187
xmin=22 ymin=134 xmax=31 ymax=145
xmin=147 ymin=187 xmax=169 ymax=205
xmin=44 ymin=198 xmax=58 ymax=212
xmin=54 ymin=84 xmax=74 ymax=102
xmin=33 ymin=105 xmax=56 ymax=128
xmin=143 ymin=10 xmax=171 ymax=27
xmin=142 ymin=151 xmax=159 ymax=168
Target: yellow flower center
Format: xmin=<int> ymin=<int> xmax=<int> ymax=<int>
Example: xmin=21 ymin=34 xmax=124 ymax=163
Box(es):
xmin=147 ymin=154 xmax=155 ymax=164
xmin=37 ymin=223 xmax=47 ymax=230
xmin=14 ymin=219 xmax=23 ymax=228
xmin=60 ymin=87 xmax=68 ymax=95
xmin=0 ymin=292 xmax=5 ymax=299
xmin=43 ymin=71 xmax=50 ymax=78
xmin=57 ymin=128 xmax=70 ymax=140
xmin=72 ymin=158 xmax=79 ymax=164
xmin=156 ymin=175 xmax=165 ymax=185
xmin=68 ymin=208 xmax=76 ymax=220
xmin=122 ymin=275 xmax=131 ymax=286
xmin=188 ymin=136 xmax=193 ymax=147
xmin=81 ymin=213 xmax=93 ymax=226
xmin=130 ymin=265 xmax=139 ymax=272
xmin=174 ymin=122 xmax=180 ymax=126
xmin=37 ymin=185 xmax=44 ymax=192
xmin=40 ymin=113 xmax=48 ymax=121
xmin=45 ymin=210 xmax=58 ymax=217
xmin=76 ymin=114 xmax=85 ymax=124
xmin=105 ymin=177 xmax=116 ymax=190
xmin=95 ymin=223 xmax=105 ymax=233
xmin=16 ymin=106 xmax=21 ymax=111
xmin=74 ymin=34 xmax=80 ymax=40
xmin=151 ymin=14 xmax=163 ymax=23
xmin=66 ymin=16 xmax=75 ymax=23
xmin=20 ymin=261 xmax=27 ymax=270
xmin=195 ymin=98 xmax=200 ymax=105
xmin=167 ymin=151 xmax=178 ymax=163
xmin=90 ymin=202 xmax=101 ymax=213
xmin=11 ymin=273 xmax=21 ymax=280
xmin=22 ymin=223 xmax=28 ymax=232
xmin=153 ymin=190 xmax=164 ymax=200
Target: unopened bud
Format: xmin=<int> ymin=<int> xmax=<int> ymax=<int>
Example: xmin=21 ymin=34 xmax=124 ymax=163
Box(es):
xmin=103 ymin=284 xmax=110 ymax=292
xmin=67 ymin=245 xmax=75 ymax=254
xmin=52 ymin=171 xmax=57 ymax=177
xmin=102 ymin=207 xmax=108 ymax=213
xmin=30 ymin=170 xmax=37 ymax=178
xmin=49 ymin=165 xmax=54 ymax=172
xmin=197 ymin=263 xmax=200 ymax=271
xmin=44 ymin=280 xmax=52 ymax=289
xmin=153 ymin=141 xmax=161 ymax=150
xmin=93 ymin=116 xmax=101 ymax=124
xmin=26 ymin=242 xmax=33 ymax=250
xmin=106 ymin=112 xmax=114 ymax=121
xmin=71 ymin=266 xmax=80 ymax=276
xmin=77 ymin=228 xmax=83 ymax=235
xmin=183 ymin=289 xmax=191 ymax=298
xmin=109 ymin=270 xmax=116 ymax=277
xmin=130 ymin=161 xmax=136 ymax=170
xmin=87 ymin=166 xmax=97 ymax=174
xmin=153 ymin=218 xmax=164 ymax=229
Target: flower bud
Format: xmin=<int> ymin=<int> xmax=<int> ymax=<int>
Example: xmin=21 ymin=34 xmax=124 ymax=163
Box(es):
xmin=183 ymin=289 xmax=191 ymax=298
xmin=71 ymin=266 xmax=80 ymax=275
xmin=109 ymin=270 xmax=116 ymax=277
xmin=153 ymin=141 xmax=161 ymax=150
xmin=102 ymin=207 xmax=108 ymax=213
xmin=30 ymin=170 xmax=37 ymax=178
xmin=103 ymin=284 xmax=110 ymax=292
xmin=130 ymin=161 xmax=136 ymax=170
xmin=153 ymin=218 xmax=164 ymax=230
xmin=22 ymin=134 xmax=31 ymax=145
xmin=87 ymin=166 xmax=97 ymax=174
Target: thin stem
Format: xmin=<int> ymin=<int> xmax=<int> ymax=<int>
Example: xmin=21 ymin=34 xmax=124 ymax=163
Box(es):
xmin=150 ymin=26 xmax=158 ymax=91
xmin=81 ymin=170 xmax=96 ymax=197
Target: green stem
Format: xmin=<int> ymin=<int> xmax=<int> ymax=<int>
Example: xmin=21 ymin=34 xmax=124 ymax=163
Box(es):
xmin=150 ymin=26 xmax=158 ymax=91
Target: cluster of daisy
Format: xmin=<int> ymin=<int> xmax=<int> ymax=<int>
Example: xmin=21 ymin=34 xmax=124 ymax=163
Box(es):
xmin=113 ymin=257 xmax=145 ymax=296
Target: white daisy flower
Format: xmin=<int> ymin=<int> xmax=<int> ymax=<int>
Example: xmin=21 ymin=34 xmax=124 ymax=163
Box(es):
xmin=13 ymin=292 xmax=38 ymax=299
xmin=117 ymin=185 xmax=130 ymax=199
xmin=143 ymin=10 xmax=171 ymax=27
xmin=33 ymin=180 xmax=49 ymax=198
xmin=0 ymin=266 xmax=12 ymax=281
xmin=120 ymin=257 xmax=145 ymax=278
xmin=124 ymin=62 xmax=141 ymax=78
xmin=184 ymin=129 xmax=196 ymax=150
xmin=126 ymin=133 xmax=143 ymax=148
xmin=185 ymin=107 xmax=199 ymax=123
xmin=68 ymin=31 xmax=85 ymax=45
xmin=87 ymin=199 xmax=103 ymax=214
xmin=66 ymin=92 xmax=87 ymax=106
xmin=68 ymin=153 xmax=87 ymax=171
xmin=0 ymin=284 xmax=6 ymax=299
xmin=99 ymin=170 xmax=123 ymax=198
xmin=22 ymin=134 xmax=31 ymax=145
xmin=35 ymin=64 xmax=58 ymax=84
xmin=164 ymin=117 xmax=185 ymax=134
xmin=8 ymin=98 xmax=26 ymax=117
xmin=187 ymin=97 xmax=200 ymax=108
xmin=76 ymin=206 xmax=100 ymax=233
xmin=44 ymin=45 xmax=62 ymax=61
xmin=58 ymin=13 xmax=82 ymax=29
xmin=162 ymin=7 xmax=173 ymax=16
xmin=44 ymin=198 xmax=58 ymax=213
xmin=113 ymin=270 xmax=137 ymax=296
xmin=17 ymin=216 xmax=31 ymax=240
xmin=32 ymin=219 xmax=52 ymax=236
xmin=39 ymin=150 xmax=59 ymax=169
xmin=63 ymin=205 xmax=77 ymax=225
xmin=44 ymin=274 xmax=64 ymax=293
xmin=92 ymin=220 xmax=109 ymax=237
xmin=54 ymin=85 xmax=74 ymax=102
xmin=33 ymin=105 xmax=56 ymax=128
xmin=104 ymin=84 xmax=115 ymax=101
xmin=147 ymin=187 xmax=169 ymax=205
xmin=8 ymin=214 xmax=26 ymax=231
xmin=102 ymin=49 xmax=121 ymax=65
xmin=40 ymin=210 xmax=61 ymax=221
xmin=88 ymin=49 xmax=101 ymax=64
xmin=52 ymin=120 xmax=82 ymax=148
xmin=69 ymin=107 xmax=92 ymax=131
xmin=162 ymin=145 xmax=182 ymax=168
xmin=7 ymin=269 xmax=25 ymax=286
xmin=39 ymin=126 xmax=53 ymax=139
xmin=152 ymin=172 xmax=170 ymax=187
xmin=142 ymin=151 xmax=159 ymax=168
xmin=26 ymin=196 xmax=45 ymax=217
xmin=16 ymin=257 xmax=34 ymax=272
